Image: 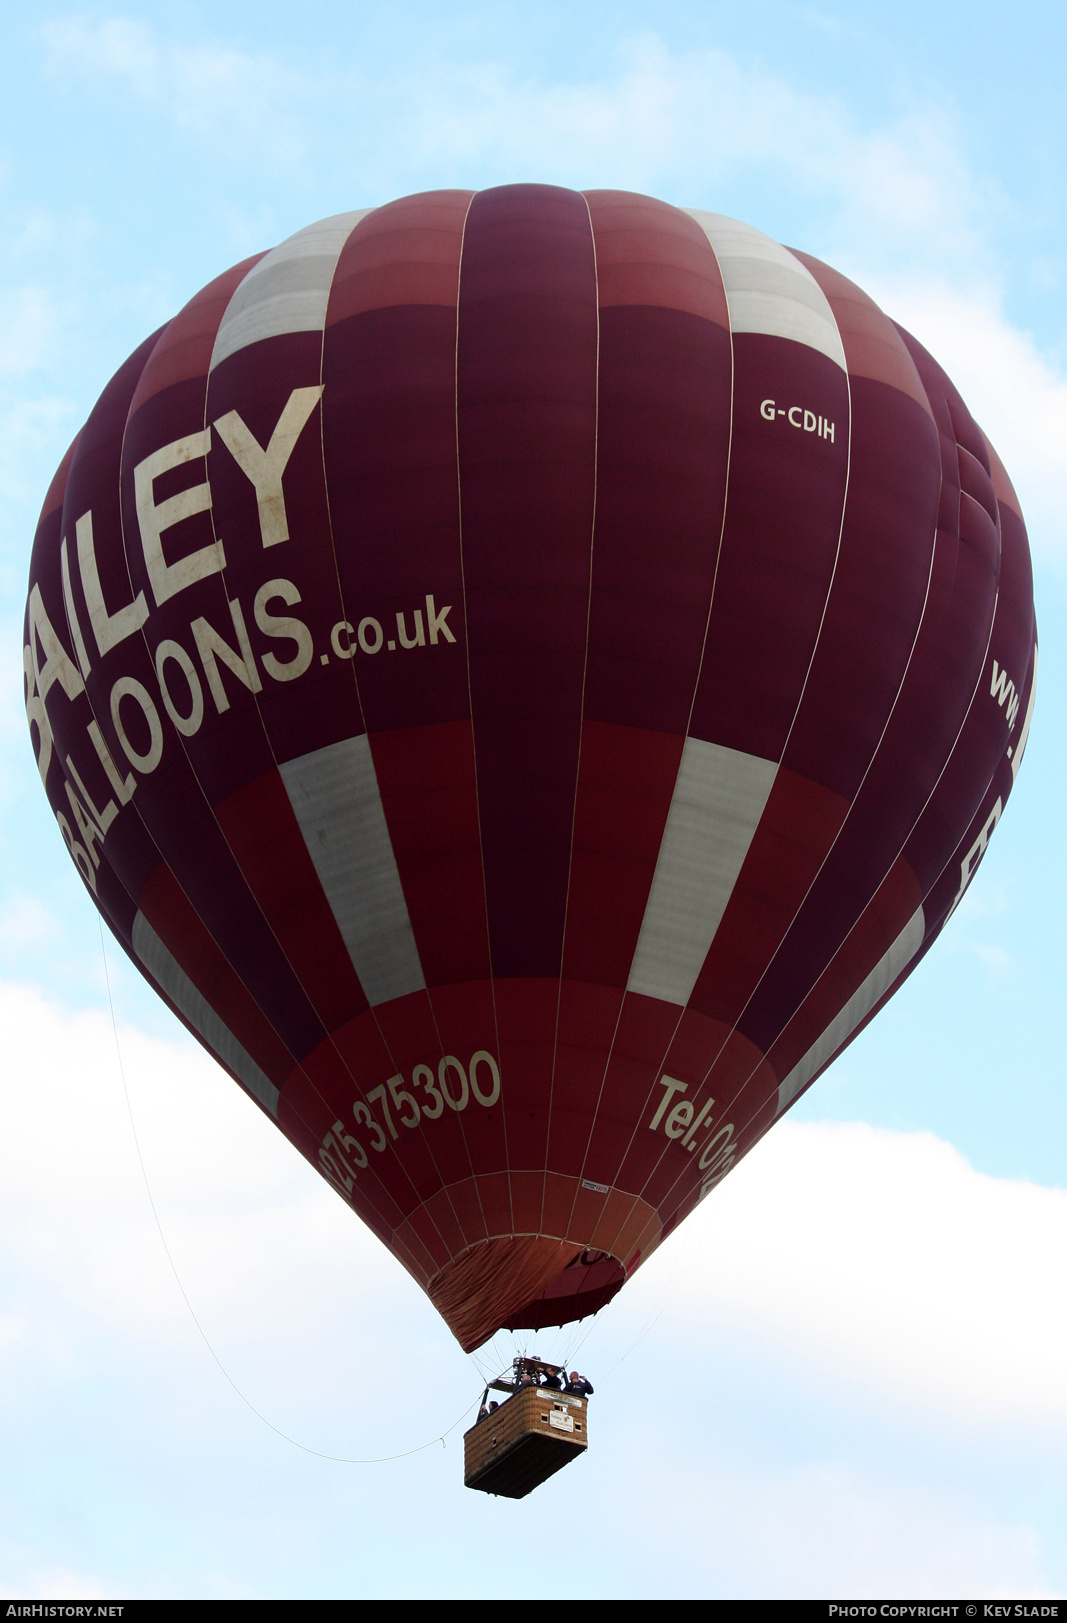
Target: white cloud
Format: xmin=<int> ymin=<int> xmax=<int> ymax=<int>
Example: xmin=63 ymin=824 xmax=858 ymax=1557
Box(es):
xmin=0 ymin=978 xmax=1063 ymax=1595
xmin=0 ymin=395 xmax=76 ymax=511
xmin=2 ymin=978 xmax=1063 ymax=1430
xmin=624 ymin=1450 xmax=1048 ymax=1599
xmin=0 ymin=896 xmax=60 ymax=959
xmin=669 ymin=1116 xmax=1067 ymax=1428
xmin=4 ymin=1570 xmax=115 ymax=1602
xmin=866 ymin=276 xmax=1067 ymax=565
xmin=405 ymin=33 xmax=979 ymax=258
xmin=0 ymin=1314 xmax=24 ymax=1351
xmin=38 ymin=19 xmax=1062 ymax=577
xmin=0 ymin=287 xmax=58 ymax=376
xmin=967 ymin=941 xmax=1014 ymax=976
xmin=0 ymin=978 xmax=424 ymax=1407
xmin=39 ymin=19 xmax=980 ymax=266
xmin=41 ymin=15 xmax=309 ymax=171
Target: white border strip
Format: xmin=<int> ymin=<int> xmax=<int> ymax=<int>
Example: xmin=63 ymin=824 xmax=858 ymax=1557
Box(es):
xmin=627 ymin=738 xmax=777 ymax=1006
xmin=132 ymin=911 xmax=280 ymax=1116
xmin=775 ymin=905 xmax=925 ymax=1115
xmin=686 ymin=211 xmax=846 ymax=368
xmin=211 ymin=210 xmax=374 ymax=369
xmin=280 ymin=736 xmax=426 ymax=1007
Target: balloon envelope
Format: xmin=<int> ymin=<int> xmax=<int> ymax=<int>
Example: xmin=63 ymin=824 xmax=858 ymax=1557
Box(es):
xmin=24 ymin=187 xmax=1036 ymax=1351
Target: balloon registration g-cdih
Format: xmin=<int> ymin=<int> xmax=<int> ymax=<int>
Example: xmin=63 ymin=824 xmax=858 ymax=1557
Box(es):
xmin=24 ymin=187 xmax=1037 ymax=1495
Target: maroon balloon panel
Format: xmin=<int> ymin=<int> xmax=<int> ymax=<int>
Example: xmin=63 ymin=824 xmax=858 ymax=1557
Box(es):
xmin=23 ymin=188 xmax=1037 ymax=1351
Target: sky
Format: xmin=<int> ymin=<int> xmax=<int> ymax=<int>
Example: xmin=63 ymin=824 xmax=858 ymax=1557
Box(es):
xmin=1 ymin=0 xmax=1065 ymax=1600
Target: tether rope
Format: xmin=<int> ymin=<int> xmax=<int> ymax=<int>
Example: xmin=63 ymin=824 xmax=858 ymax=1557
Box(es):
xmin=99 ymin=918 xmax=478 ymax=1463
xmin=99 ymin=917 xmax=700 ymax=1431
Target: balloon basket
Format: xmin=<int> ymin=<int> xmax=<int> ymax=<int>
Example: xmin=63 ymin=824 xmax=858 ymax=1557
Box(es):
xmin=463 ymin=1386 xmax=588 ymax=1498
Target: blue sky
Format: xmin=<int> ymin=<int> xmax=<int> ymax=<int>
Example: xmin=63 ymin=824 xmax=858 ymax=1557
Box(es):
xmin=2 ymin=0 xmax=1066 ymax=1599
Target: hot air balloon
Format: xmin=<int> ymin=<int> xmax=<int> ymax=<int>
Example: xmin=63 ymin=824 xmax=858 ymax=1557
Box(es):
xmin=24 ymin=186 xmax=1037 ymax=1361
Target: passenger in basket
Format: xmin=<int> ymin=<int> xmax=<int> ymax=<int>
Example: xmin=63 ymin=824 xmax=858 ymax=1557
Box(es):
xmin=541 ymin=1369 xmax=562 ymax=1390
xmin=564 ymin=1371 xmax=593 ymax=1397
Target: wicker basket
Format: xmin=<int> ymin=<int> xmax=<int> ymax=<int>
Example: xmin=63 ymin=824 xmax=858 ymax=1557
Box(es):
xmin=463 ymin=1385 xmax=589 ymax=1498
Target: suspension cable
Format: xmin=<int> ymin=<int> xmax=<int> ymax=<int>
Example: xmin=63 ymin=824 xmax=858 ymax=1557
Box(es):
xmin=99 ymin=919 xmax=478 ymax=1464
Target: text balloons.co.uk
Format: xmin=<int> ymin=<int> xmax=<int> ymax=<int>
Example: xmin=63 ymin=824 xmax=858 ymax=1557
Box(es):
xmin=24 ymin=187 xmax=1037 ymax=1352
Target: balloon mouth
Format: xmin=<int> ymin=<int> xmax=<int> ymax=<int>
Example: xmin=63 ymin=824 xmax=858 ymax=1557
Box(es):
xmin=428 ymin=1236 xmax=626 ymax=1352
xmin=502 ymin=1247 xmax=626 ymax=1334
